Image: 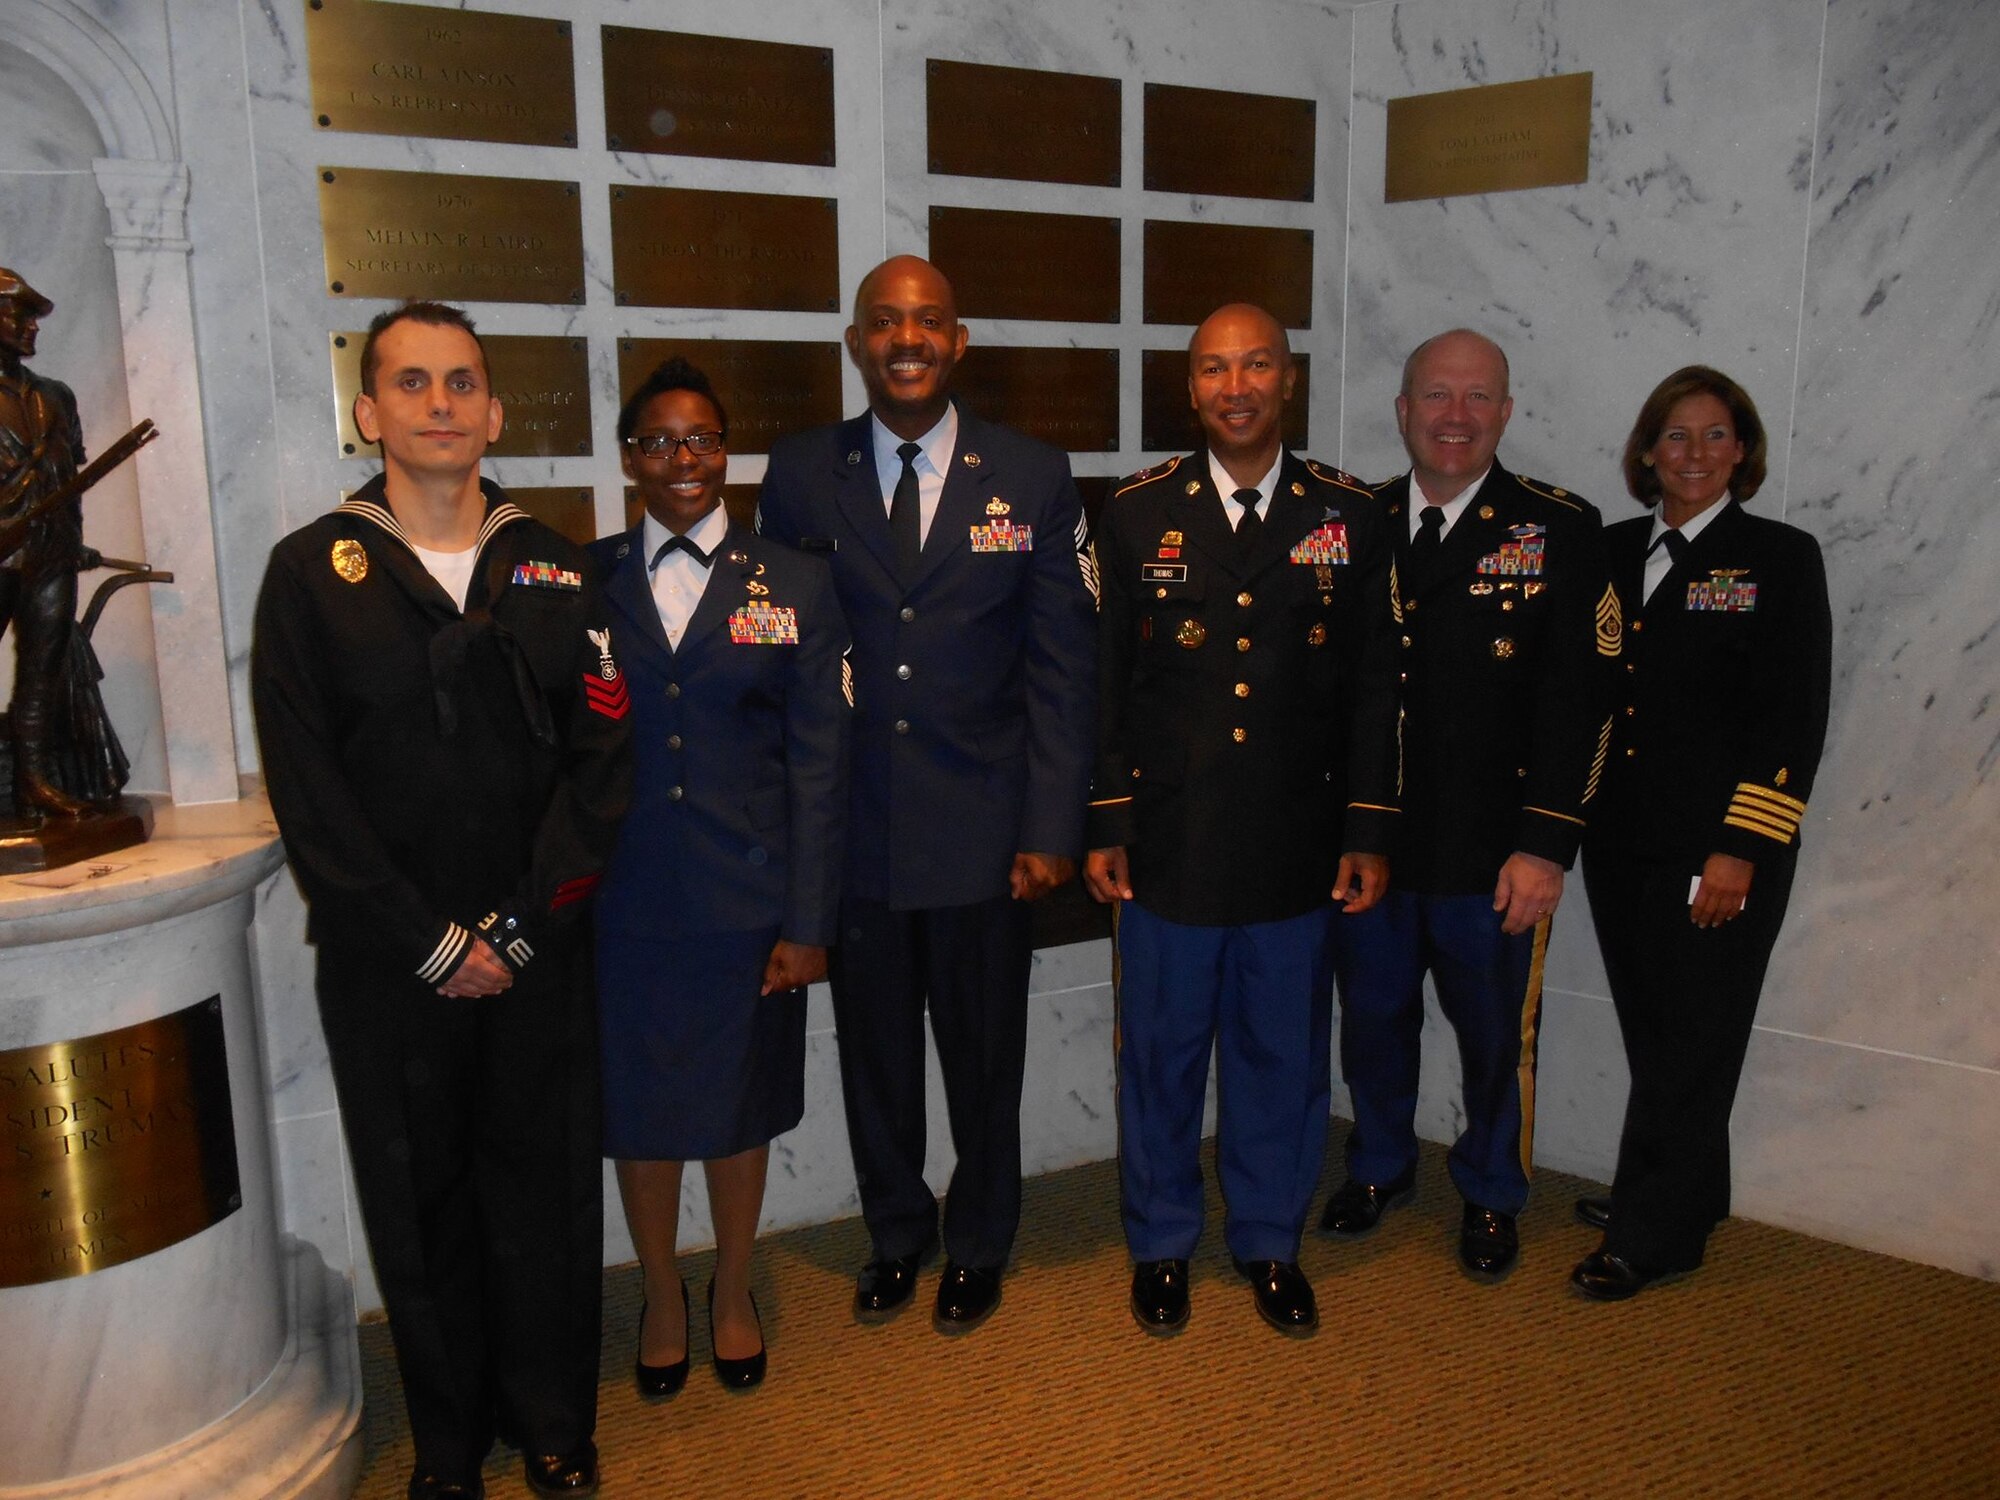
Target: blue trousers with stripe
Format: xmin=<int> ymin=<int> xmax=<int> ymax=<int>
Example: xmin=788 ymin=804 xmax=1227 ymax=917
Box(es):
xmin=1330 ymin=890 xmax=1547 ymax=1214
xmin=1116 ymin=898 xmax=1334 ymax=1263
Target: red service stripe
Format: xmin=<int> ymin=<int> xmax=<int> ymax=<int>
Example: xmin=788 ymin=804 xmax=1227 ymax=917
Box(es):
xmin=550 ymin=874 xmax=601 ymax=911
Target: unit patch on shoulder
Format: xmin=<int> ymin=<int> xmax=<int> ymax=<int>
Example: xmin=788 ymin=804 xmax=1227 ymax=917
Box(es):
xmin=513 ymin=560 xmax=583 ymax=591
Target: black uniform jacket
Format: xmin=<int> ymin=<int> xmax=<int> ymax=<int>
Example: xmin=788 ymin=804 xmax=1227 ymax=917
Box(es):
xmin=587 ymin=520 xmax=850 ymax=947
xmin=1588 ymin=501 xmax=1831 ymax=869
xmin=758 ymin=405 xmax=1097 ymax=909
xmin=1380 ymin=463 xmax=1619 ymax=894
xmin=252 ymin=476 xmax=633 ymax=984
xmin=1087 ymin=452 xmax=1401 ymax=927
xmin=0 ymin=367 xmax=85 ymax=567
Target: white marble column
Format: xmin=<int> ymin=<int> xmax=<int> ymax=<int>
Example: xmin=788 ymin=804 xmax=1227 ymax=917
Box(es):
xmin=91 ymin=156 xmax=238 ymax=805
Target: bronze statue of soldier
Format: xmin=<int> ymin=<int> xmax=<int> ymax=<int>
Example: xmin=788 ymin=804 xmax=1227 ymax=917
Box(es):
xmin=0 ymin=266 xmax=164 ymax=867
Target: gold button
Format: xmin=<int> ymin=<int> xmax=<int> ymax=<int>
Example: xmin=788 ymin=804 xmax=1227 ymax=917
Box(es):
xmin=1236 ymin=591 xmax=1253 ymax=607
xmin=1625 ymin=705 xmax=1636 ymax=716
xmin=1131 ymin=768 xmax=1142 ymax=779
xmin=1626 ymin=663 xmax=1636 ymax=673
xmin=1232 ymin=727 xmax=1247 ymax=743
xmin=1626 ymin=747 xmax=1638 ymax=758
xmin=1631 ymin=619 xmax=1643 ymax=632
xmin=1236 ymin=637 xmax=1251 ymax=652
xmin=1501 ymin=599 xmax=1515 ymax=612
xmin=1517 ymin=767 xmax=1528 ymax=778
xmin=1406 ymin=599 xmax=1419 ymax=612
xmin=1401 ymin=635 xmax=1412 ymax=648
xmin=1234 ymin=682 xmax=1250 ymax=698
xmin=1156 ymin=587 xmax=1168 ymax=599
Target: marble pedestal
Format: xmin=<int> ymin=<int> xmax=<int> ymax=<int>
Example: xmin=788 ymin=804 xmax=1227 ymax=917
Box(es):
xmin=0 ymin=798 xmax=362 ymax=1498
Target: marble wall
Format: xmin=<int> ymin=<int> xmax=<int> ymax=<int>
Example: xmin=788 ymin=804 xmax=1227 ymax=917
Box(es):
xmin=9 ymin=0 xmax=1994 ymax=1316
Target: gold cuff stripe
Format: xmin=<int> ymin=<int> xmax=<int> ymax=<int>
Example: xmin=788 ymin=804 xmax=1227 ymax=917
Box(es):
xmin=1735 ymin=782 xmax=1808 ymax=815
xmin=1348 ymin=801 xmax=1400 ymax=813
xmin=1524 ymin=805 xmax=1587 ymax=827
xmin=1090 ymin=795 xmax=1134 ymax=807
xmin=1724 ymin=812 xmax=1797 ymax=844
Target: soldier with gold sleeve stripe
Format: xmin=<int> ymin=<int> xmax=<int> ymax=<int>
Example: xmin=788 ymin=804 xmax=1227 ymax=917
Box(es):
xmin=1571 ymin=366 xmax=1831 ymax=1301
xmin=1323 ymin=329 xmax=1618 ymax=1284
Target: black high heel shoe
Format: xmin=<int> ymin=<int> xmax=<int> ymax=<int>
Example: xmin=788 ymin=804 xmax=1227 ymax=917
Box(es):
xmin=634 ymin=1282 xmax=689 ymax=1401
xmin=707 ymin=1278 xmax=767 ymax=1390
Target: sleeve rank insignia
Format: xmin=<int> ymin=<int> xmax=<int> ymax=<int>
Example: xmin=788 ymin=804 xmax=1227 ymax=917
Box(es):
xmin=513 ymin=561 xmax=583 ymax=591
xmin=331 ymin=538 xmax=368 ymax=583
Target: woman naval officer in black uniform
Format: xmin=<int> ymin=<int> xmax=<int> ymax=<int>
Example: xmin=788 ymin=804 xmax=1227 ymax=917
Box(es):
xmin=590 ymin=360 xmax=850 ymax=1390
xmin=1572 ymin=366 xmax=1831 ymax=1300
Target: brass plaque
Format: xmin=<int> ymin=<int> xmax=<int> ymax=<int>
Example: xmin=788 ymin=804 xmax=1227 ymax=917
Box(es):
xmin=508 ymin=487 xmax=598 ymax=546
xmin=1144 ymin=83 xmax=1315 ymax=202
xmin=929 ymin=207 xmax=1120 ymax=325
xmin=1140 ymin=348 xmax=1310 ymax=453
xmin=953 ymin=346 xmax=1119 ymax=453
xmin=1142 ymin=220 xmax=1314 ymax=330
xmin=1385 ymin=73 xmax=1593 ymax=203
xmin=616 ymin=338 xmax=843 ymax=455
xmin=331 ymin=333 xmax=590 ymax=458
xmin=2 ymin=997 xmax=241 ymax=1288
xmin=926 ymin=60 xmax=1120 ymax=187
xmin=611 ymin=186 xmax=840 ymax=312
xmin=624 ymin=485 xmax=760 ymax=533
xmin=319 ymin=167 xmax=585 ymax=304
xmin=602 ymin=27 xmax=834 ymax=166
xmin=306 ymin=0 xmax=577 ymax=148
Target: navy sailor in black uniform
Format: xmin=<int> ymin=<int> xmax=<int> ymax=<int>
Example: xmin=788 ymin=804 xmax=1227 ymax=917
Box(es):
xmin=252 ymin=303 xmax=630 ymax=1500
xmin=757 ymin=257 xmax=1097 ymax=1332
xmin=1572 ymin=365 xmax=1830 ymax=1300
xmin=1324 ymin=330 xmax=1618 ymax=1283
xmin=591 ymin=358 xmax=850 ymax=1391
xmin=1086 ymin=304 xmax=1401 ymax=1335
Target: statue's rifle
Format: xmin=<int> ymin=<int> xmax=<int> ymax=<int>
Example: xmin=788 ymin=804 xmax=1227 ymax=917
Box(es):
xmin=0 ymin=418 xmax=158 ymax=560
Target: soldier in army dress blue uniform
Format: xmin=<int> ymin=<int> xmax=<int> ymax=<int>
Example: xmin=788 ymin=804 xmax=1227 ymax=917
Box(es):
xmin=1086 ymin=304 xmax=1401 ymax=1335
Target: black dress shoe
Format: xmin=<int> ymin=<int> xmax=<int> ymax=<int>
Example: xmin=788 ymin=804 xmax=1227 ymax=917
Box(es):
xmin=1574 ymin=1195 xmax=1614 ymax=1231
xmin=854 ymin=1245 xmax=932 ymax=1322
xmin=408 ymin=1476 xmax=483 ymax=1500
xmin=708 ymin=1279 xmax=767 ymax=1390
xmin=1130 ymin=1259 xmax=1190 ymax=1334
xmin=1458 ymin=1204 xmax=1520 ymax=1280
xmin=1318 ymin=1166 xmax=1417 ymax=1236
xmin=933 ymin=1261 xmax=1002 ymax=1332
xmin=634 ymin=1283 xmax=690 ymax=1401
xmin=1571 ymin=1248 xmax=1688 ymax=1301
xmin=1232 ymin=1258 xmax=1318 ymax=1336
xmin=522 ymin=1444 xmax=598 ymax=1499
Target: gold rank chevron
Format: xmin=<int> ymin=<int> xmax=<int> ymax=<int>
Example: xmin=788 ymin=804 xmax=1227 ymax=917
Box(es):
xmin=1389 ymin=560 xmax=1404 ymax=625
xmin=1724 ymin=781 xmax=1809 ymax=844
xmin=1595 ymin=583 xmax=1623 ymax=657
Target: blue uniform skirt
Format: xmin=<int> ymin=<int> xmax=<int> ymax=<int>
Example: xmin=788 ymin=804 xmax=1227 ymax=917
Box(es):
xmin=597 ymin=925 xmax=806 ymax=1162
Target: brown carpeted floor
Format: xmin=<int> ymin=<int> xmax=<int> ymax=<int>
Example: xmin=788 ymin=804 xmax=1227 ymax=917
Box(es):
xmin=351 ymin=1143 xmax=2000 ymax=1499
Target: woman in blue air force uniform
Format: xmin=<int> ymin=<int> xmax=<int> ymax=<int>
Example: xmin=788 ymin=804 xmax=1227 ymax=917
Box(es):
xmin=590 ymin=359 xmax=850 ymax=1392
xmin=1572 ymin=365 xmax=1831 ymax=1301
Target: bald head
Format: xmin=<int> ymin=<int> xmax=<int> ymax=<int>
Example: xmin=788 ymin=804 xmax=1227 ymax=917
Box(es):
xmin=1400 ymin=328 xmax=1509 ymax=401
xmin=1189 ymin=303 xmax=1291 ymax=363
xmin=852 ymin=255 xmax=956 ymax=326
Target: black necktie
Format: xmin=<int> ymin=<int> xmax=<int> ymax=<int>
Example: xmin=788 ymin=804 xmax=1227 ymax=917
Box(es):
xmin=651 ymin=532 xmax=713 ymax=569
xmin=891 ymin=441 xmax=923 ymax=579
xmin=1413 ymin=504 xmax=1445 ymax=562
xmin=1652 ymin=528 xmax=1687 ymax=565
xmin=1232 ymin=488 xmax=1264 ymax=565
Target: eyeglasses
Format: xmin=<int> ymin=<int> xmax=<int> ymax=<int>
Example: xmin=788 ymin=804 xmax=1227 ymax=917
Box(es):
xmin=625 ymin=430 xmax=725 ymax=458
